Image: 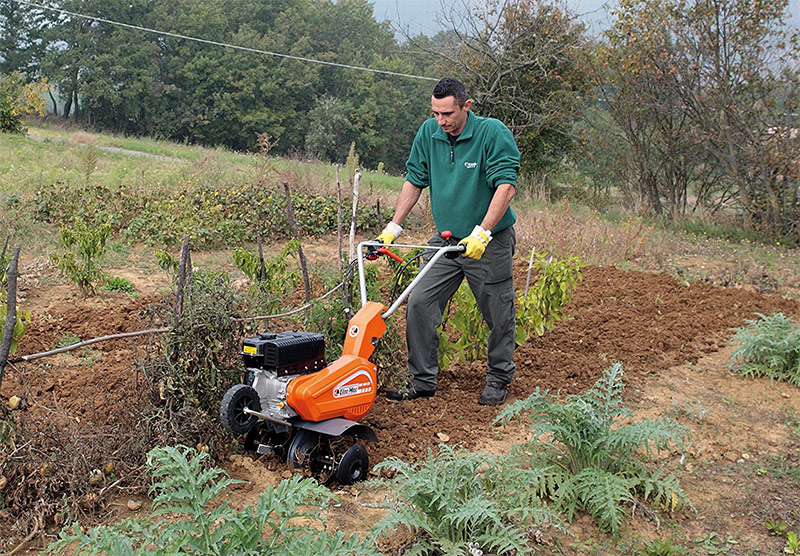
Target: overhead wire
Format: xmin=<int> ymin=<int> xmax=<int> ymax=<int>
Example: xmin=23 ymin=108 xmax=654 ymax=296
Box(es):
xmin=11 ymin=0 xmax=438 ymax=82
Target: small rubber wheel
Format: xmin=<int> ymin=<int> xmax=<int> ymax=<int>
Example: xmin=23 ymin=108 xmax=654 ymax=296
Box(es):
xmin=220 ymin=384 xmax=260 ymax=436
xmin=336 ymin=444 xmax=369 ymax=485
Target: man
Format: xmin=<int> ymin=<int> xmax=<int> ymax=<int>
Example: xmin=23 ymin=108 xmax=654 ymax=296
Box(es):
xmin=377 ymin=77 xmax=519 ymax=406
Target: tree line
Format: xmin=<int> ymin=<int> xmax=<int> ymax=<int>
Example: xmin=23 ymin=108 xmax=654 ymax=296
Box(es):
xmin=2 ymin=0 xmax=799 ymax=239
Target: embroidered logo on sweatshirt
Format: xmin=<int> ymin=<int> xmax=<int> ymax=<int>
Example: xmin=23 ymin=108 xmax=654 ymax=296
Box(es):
xmin=464 ymin=161 xmax=477 ymax=169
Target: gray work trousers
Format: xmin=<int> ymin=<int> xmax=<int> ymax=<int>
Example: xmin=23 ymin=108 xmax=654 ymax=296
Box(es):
xmin=406 ymin=227 xmax=516 ymax=391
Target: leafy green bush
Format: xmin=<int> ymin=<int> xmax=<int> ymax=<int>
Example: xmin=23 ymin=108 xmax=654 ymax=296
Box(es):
xmin=0 ymin=73 xmax=47 ymax=134
xmin=438 ymin=283 xmax=490 ymax=369
xmin=0 ymin=303 xmax=30 ymax=355
xmin=233 ymin=240 xmax=299 ymax=314
xmin=103 ymin=275 xmax=136 ymax=293
xmin=47 ymin=445 xmax=378 ymax=555
xmin=496 ymin=363 xmax=691 ymax=535
xmin=728 ymin=312 xmax=800 ymax=387
xmin=51 ymin=216 xmax=113 ymax=296
xmin=373 ymin=444 xmax=563 ymax=555
xmin=516 ymin=253 xmax=585 ymax=344
xmin=438 ymin=253 xmax=584 ymax=368
xmin=35 ymin=181 xmax=380 ymax=248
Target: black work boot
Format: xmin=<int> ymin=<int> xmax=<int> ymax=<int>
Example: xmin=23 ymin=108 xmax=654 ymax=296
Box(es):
xmin=386 ymin=384 xmax=435 ymax=402
xmin=478 ymin=381 xmax=508 ymax=406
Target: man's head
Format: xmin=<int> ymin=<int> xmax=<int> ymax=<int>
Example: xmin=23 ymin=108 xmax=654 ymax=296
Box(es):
xmin=431 ymin=77 xmax=472 ymax=136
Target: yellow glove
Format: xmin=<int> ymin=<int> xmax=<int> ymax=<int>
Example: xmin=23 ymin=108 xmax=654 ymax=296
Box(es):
xmin=376 ymin=221 xmax=403 ymax=245
xmin=458 ymin=225 xmax=492 ymax=259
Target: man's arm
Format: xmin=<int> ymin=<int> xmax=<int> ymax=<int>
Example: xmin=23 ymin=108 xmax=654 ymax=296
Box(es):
xmin=479 ymin=183 xmax=515 ymax=232
xmin=389 ymin=181 xmax=423 ymax=226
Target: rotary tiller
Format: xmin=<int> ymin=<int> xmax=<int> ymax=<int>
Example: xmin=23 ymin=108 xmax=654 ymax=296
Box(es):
xmin=219 ymin=235 xmax=464 ymax=484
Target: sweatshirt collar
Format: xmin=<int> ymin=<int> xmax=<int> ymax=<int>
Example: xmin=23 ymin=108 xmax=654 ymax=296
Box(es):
xmin=432 ymin=110 xmax=475 ymax=142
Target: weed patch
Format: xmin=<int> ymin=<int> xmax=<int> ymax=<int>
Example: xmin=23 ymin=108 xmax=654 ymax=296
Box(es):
xmin=729 ymin=313 xmax=800 ymax=387
xmin=497 ymin=363 xmax=691 ymax=535
xmin=47 ymin=445 xmax=378 ymax=555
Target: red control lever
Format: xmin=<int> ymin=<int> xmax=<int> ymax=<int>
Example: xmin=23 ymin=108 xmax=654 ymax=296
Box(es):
xmin=377 ymin=247 xmax=403 ymax=263
xmin=441 ymin=230 xmax=452 ymax=240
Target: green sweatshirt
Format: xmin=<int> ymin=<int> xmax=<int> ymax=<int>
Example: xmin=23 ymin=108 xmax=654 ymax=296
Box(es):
xmin=405 ymin=110 xmax=520 ymax=238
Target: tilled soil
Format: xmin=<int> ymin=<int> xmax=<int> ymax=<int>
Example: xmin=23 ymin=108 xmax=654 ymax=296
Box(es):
xmin=1 ymin=260 xmax=799 ymax=552
xmin=364 ymin=262 xmax=799 ymax=464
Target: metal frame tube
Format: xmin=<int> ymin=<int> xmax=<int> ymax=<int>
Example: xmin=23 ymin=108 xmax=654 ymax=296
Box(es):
xmin=356 ymin=240 xmax=463 ymax=319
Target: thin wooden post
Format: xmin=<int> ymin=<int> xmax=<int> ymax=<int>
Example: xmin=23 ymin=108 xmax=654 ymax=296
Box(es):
xmin=257 ymin=233 xmax=266 ymax=282
xmin=173 ymin=236 xmax=191 ymax=326
xmin=0 ymin=247 xmax=20 ymax=391
xmin=348 ymin=170 xmax=361 ymax=262
xmin=283 ymin=182 xmax=311 ymax=304
xmin=336 ymin=165 xmax=343 ymax=273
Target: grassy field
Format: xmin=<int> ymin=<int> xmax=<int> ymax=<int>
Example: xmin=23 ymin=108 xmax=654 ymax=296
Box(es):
xmin=1 ymin=119 xmax=798 ymax=298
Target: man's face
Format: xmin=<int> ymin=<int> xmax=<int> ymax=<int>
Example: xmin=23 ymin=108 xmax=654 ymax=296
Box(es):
xmin=431 ymin=95 xmax=472 ymax=136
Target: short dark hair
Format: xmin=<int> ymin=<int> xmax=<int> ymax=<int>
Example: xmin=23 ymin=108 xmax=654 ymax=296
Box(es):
xmin=432 ymin=78 xmax=468 ymax=106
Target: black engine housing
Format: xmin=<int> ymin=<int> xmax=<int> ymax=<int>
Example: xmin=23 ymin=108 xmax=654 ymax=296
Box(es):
xmin=241 ymin=331 xmax=326 ymax=377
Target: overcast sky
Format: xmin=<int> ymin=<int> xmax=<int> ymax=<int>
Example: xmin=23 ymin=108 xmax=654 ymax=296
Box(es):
xmin=370 ymin=0 xmax=800 ymax=38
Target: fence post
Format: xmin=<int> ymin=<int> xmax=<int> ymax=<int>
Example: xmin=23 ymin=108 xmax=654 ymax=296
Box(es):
xmin=283 ymin=182 xmax=311 ymax=305
xmin=348 ymin=170 xmax=361 ymax=263
xmin=0 ymin=247 xmax=21 ymax=391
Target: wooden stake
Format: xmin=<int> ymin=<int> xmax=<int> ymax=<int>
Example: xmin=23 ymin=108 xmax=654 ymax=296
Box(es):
xmin=349 ymin=170 xmax=361 ymax=262
xmin=336 ymin=165 xmax=343 ymax=273
xmin=0 ymin=247 xmax=20 ymax=391
xmin=283 ymin=182 xmax=311 ymax=303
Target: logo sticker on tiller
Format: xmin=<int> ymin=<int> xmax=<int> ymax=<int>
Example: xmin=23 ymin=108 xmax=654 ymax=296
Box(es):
xmin=332 ymin=369 xmax=374 ymax=399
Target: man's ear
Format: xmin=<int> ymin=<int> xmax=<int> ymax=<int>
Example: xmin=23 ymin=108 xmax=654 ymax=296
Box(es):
xmin=463 ymin=99 xmax=472 ymax=111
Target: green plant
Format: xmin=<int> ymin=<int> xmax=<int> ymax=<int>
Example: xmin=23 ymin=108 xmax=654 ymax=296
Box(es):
xmin=767 ymin=518 xmax=790 ymax=536
xmin=103 ymin=276 xmax=136 ymax=293
xmin=372 ymin=444 xmax=563 ymax=555
xmin=516 ymin=252 xmax=585 ymax=344
xmin=146 ymin=269 xmax=245 ymax=412
xmin=0 ymin=302 xmax=30 ymax=355
xmin=786 ymin=531 xmax=800 ymax=554
xmin=47 ymin=445 xmax=378 ymax=555
xmin=692 ymin=532 xmax=737 ymax=554
xmin=437 ymin=253 xmax=584 ymax=369
xmin=638 ymin=538 xmax=689 ymax=556
xmin=51 ymin=215 xmax=113 ymax=296
xmin=233 ymin=240 xmax=299 ymax=314
xmin=729 ymin=313 xmax=800 ymax=386
xmin=496 ymin=363 xmax=691 ymax=535
xmin=438 ymin=283 xmax=490 ymax=370
xmin=0 ymin=72 xmax=47 ymax=133
xmin=154 ymin=248 xmax=179 ymax=278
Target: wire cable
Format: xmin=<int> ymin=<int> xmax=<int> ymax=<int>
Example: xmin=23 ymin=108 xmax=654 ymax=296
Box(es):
xmin=12 ymin=0 xmax=438 ymax=82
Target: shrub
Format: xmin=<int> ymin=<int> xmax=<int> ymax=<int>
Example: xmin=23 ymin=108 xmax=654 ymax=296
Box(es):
xmin=373 ymin=444 xmax=563 ymax=555
xmin=47 ymin=445 xmax=378 ymax=555
xmin=145 ymin=268 xmax=245 ymax=413
xmin=233 ymin=240 xmax=299 ymax=314
xmin=728 ymin=312 xmax=800 ymax=387
xmin=0 ymin=303 xmax=30 ymax=356
xmin=0 ymin=72 xmax=47 ymax=134
xmin=103 ymin=276 xmax=136 ymax=293
xmin=51 ymin=216 xmax=113 ymax=296
xmin=438 ymin=253 xmax=584 ymax=368
xmin=496 ymin=363 xmax=691 ymax=535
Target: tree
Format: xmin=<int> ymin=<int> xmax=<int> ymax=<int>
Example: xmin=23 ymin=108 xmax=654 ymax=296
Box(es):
xmin=0 ymin=1 xmax=40 ymax=75
xmin=0 ymin=71 xmax=47 ymax=133
xmin=603 ymin=0 xmax=800 ymax=236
